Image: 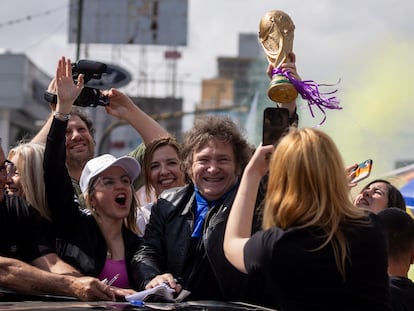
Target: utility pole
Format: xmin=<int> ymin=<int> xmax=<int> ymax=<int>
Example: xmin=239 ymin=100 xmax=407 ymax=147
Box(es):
xmin=76 ymin=0 xmax=84 ymax=60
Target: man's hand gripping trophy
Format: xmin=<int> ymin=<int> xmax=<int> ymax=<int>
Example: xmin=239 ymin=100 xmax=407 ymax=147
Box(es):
xmin=259 ymin=10 xmax=297 ymax=104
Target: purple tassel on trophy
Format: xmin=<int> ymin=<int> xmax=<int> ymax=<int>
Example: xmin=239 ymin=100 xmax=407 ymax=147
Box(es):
xmin=272 ymin=67 xmax=342 ymax=125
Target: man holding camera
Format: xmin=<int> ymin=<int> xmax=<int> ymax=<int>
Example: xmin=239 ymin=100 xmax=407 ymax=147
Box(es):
xmin=32 ymin=60 xmax=169 ymax=206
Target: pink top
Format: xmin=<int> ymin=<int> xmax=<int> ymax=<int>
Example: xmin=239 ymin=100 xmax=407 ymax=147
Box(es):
xmin=99 ymin=258 xmax=129 ymax=288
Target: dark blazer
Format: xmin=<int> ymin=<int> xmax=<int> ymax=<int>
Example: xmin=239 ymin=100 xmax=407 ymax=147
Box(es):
xmin=132 ymin=183 xmax=263 ymax=302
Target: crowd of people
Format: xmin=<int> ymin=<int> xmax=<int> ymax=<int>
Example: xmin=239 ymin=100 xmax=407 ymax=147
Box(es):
xmin=0 ymin=54 xmax=413 ymax=311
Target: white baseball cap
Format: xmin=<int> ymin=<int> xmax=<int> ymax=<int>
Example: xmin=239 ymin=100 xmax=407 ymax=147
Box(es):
xmin=79 ymin=154 xmax=141 ymax=193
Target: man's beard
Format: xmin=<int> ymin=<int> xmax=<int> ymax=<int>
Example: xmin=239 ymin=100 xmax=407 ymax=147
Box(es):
xmin=66 ymin=149 xmax=94 ymax=174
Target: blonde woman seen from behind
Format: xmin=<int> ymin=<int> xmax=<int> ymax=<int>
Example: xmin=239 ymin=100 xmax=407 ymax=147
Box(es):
xmin=224 ymin=128 xmax=391 ymax=310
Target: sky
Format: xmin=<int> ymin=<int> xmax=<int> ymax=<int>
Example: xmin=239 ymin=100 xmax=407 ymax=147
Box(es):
xmin=0 ymin=0 xmax=413 ymax=181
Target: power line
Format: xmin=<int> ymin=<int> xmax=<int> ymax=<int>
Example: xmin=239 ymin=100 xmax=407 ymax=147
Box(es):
xmin=0 ymin=5 xmax=67 ymax=29
xmin=22 ymin=21 xmax=67 ymax=52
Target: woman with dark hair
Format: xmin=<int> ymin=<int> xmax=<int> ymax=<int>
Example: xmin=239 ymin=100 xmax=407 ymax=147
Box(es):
xmin=354 ymin=179 xmax=406 ymax=214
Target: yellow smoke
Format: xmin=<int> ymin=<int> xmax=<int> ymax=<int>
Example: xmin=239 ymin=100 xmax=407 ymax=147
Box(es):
xmin=300 ymin=38 xmax=414 ymax=182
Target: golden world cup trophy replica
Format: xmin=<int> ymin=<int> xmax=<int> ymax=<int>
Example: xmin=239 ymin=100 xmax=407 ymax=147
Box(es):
xmin=259 ymin=10 xmax=297 ymax=103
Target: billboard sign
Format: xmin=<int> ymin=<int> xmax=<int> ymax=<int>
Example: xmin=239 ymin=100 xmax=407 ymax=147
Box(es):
xmin=69 ymin=0 xmax=188 ymax=46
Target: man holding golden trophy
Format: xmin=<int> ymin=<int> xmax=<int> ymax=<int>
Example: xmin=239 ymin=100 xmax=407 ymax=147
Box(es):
xmin=259 ymin=10 xmax=341 ymax=125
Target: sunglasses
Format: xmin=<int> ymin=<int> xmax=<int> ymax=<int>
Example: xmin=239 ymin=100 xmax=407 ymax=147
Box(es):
xmin=0 ymin=160 xmax=16 ymax=177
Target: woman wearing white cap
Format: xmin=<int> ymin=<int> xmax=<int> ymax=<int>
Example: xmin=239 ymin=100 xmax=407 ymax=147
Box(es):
xmin=44 ymin=57 xmax=143 ymax=292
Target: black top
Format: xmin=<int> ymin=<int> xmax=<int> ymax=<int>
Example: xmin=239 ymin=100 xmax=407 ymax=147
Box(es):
xmin=44 ymin=117 xmax=141 ymax=287
xmin=0 ymin=194 xmax=54 ymax=262
xmin=389 ymin=276 xmax=414 ymax=311
xmin=244 ymin=215 xmax=391 ymax=311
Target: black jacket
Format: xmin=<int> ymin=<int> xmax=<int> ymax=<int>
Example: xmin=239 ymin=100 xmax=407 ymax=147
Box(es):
xmin=44 ymin=117 xmax=141 ymax=287
xmin=132 ymin=183 xmax=263 ymax=302
xmin=0 ymin=194 xmax=55 ymax=262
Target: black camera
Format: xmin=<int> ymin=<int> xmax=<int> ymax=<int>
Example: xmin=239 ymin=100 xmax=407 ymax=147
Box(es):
xmin=44 ymin=60 xmax=109 ymax=107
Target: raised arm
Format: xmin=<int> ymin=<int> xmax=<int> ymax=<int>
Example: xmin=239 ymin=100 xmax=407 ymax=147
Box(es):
xmin=31 ymin=79 xmax=57 ymax=144
xmin=103 ymin=88 xmax=169 ymax=144
xmin=55 ymin=57 xmax=84 ymax=115
xmin=44 ymin=57 xmax=84 ymax=225
xmin=224 ymin=144 xmax=274 ymax=273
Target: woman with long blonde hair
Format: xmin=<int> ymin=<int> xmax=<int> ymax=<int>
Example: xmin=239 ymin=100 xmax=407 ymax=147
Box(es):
xmin=7 ymin=142 xmax=51 ymax=221
xmin=224 ymin=127 xmax=391 ymax=310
